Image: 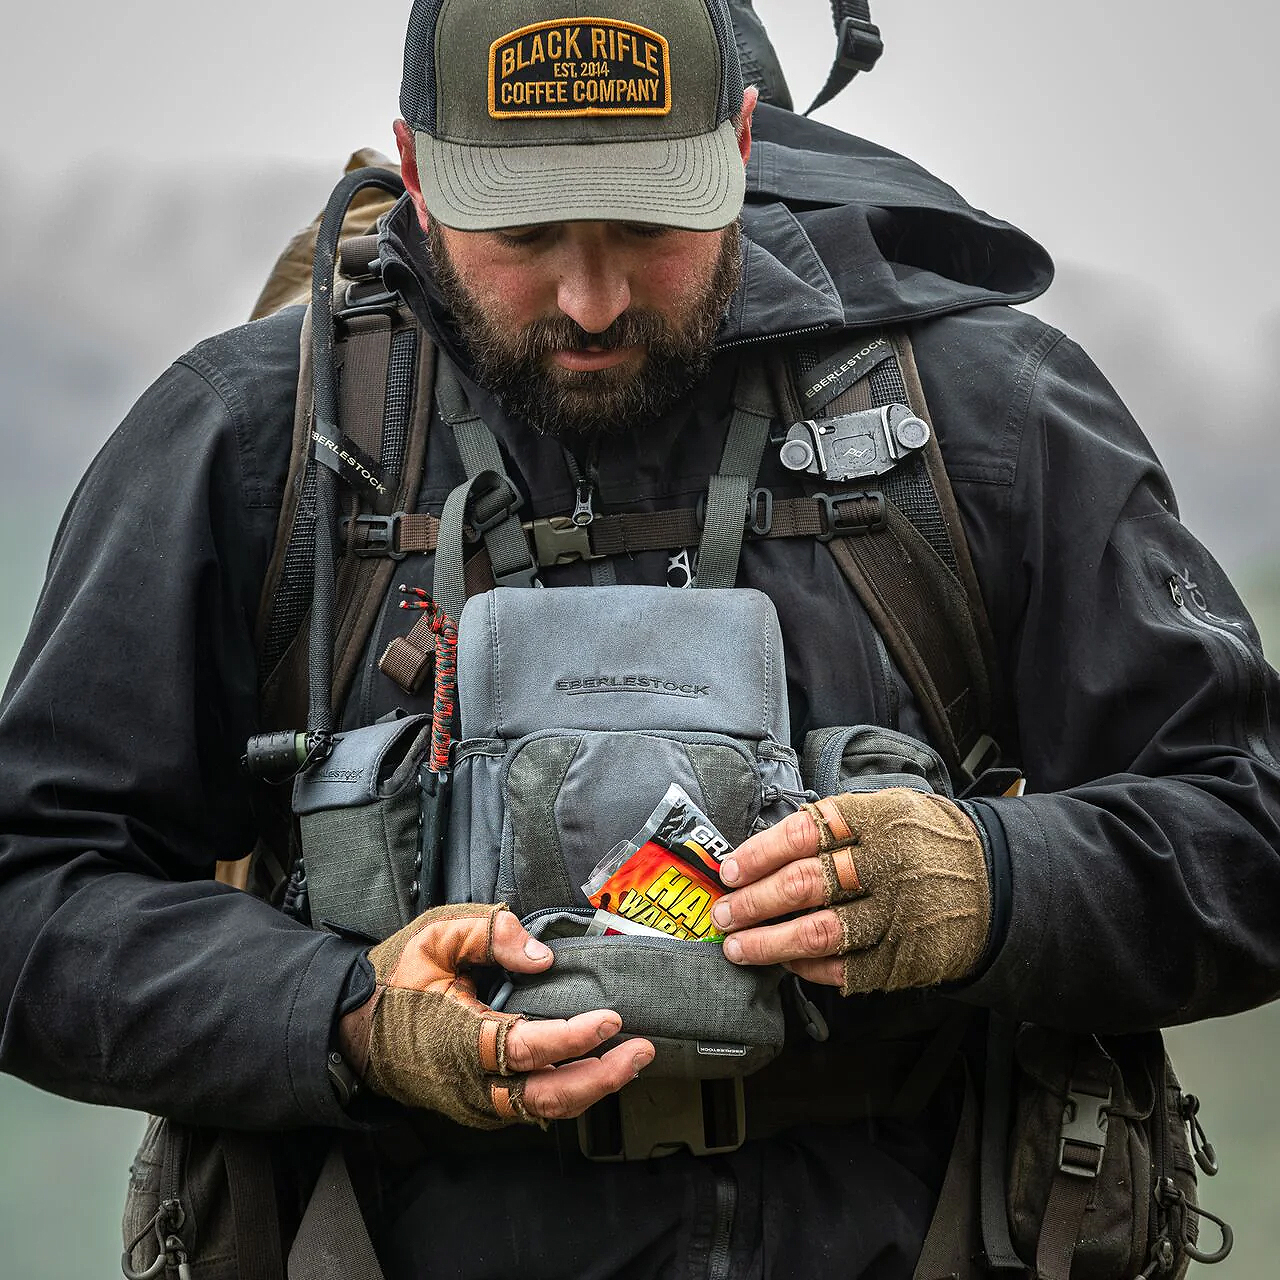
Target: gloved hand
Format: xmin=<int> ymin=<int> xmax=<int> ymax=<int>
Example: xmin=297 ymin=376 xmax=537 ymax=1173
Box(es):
xmin=709 ymin=788 xmax=991 ymax=995
xmin=338 ymin=903 xmax=654 ymax=1128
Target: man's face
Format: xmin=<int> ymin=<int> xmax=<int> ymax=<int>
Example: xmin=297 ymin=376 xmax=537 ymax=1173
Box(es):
xmin=425 ymin=217 xmax=742 ymax=439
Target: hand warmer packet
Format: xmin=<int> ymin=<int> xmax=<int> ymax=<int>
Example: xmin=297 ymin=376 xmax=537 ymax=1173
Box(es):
xmin=582 ymin=784 xmax=733 ymax=941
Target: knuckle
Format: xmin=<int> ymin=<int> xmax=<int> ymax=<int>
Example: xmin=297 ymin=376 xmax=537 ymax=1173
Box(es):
xmin=781 ymin=860 xmax=819 ymax=906
xmin=784 ymin=811 xmax=816 ymax=857
xmin=539 ymin=1085 xmax=576 ymax=1121
xmin=798 ymin=911 xmax=841 ymax=956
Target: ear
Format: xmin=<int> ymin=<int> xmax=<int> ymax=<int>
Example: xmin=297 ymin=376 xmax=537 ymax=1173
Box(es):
xmin=394 ymin=119 xmax=431 ymax=233
xmin=736 ymin=86 xmax=759 ymax=167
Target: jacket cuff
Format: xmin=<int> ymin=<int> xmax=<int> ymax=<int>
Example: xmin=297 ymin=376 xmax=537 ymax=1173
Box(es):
xmin=285 ymin=934 xmax=373 ymax=1128
xmin=960 ymin=799 xmax=1013 ymax=979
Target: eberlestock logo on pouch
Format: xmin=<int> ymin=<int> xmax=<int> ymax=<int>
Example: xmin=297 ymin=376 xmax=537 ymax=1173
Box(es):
xmin=556 ymin=674 xmax=710 ymax=699
xmin=489 ymin=19 xmax=671 ymax=119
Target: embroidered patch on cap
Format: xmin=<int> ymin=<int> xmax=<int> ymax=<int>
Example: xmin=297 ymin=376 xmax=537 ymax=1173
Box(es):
xmin=489 ymin=19 xmax=671 ymax=119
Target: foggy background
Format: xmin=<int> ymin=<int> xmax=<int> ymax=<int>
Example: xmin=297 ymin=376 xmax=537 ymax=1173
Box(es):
xmin=0 ymin=1 xmax=1276 ymax=1274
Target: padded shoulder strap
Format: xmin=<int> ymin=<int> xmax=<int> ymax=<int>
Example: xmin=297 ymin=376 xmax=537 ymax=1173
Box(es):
xmin=256 ymin=291 xmax=434 ymax=731
xmin=781 ymin=330 xmax=1002 ymax=785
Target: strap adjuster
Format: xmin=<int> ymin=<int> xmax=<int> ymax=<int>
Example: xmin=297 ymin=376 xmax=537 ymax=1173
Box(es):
xmin=340 ymin=512 xmax=405 ymax=561
xmin=815 ymin=490 xmax=886 ymax=542
xmin=468 ymin=476 xmax=522 ymax=539
xmin=1058 ymin=1084 xmax=1112 ymax=1177
xmin=748 ymin=488 xmax=774 ymax=537
xmin=837 ymin=16 xmax=884 ymax=72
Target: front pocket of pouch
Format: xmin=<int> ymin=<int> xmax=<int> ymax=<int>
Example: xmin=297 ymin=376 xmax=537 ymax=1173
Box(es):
xmin=503 ymin=929 xmax=785 ymax=1078
xmin=500 ymin=730 xmax=762 ymax=918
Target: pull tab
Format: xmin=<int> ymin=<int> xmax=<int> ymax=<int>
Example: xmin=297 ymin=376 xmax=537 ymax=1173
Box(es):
xmin=571 ymin=480 xmax=595 ymax=527
xmin=1156 ymin=1176 xmax=1234 ymax=1268
xmin=1181 ymin=1093 xmax=1220 ymax=1176
xmin=789 ymin=975 xmax=830 ymax=1042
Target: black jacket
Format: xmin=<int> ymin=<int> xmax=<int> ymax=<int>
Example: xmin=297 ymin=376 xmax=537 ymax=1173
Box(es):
xmin=1 ymin=105 xmax=1277 ymax=1142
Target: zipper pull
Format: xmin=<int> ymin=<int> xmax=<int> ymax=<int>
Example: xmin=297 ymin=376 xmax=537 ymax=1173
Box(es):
xmin=571 ymin=480 xmax=595 ymax=528
xmin=789 ymin=975 xmax=830 ymax=1042
xmin=1181 ymin=1093 xmax=1220 ymax=1176
xmin=1169 ymin=578 xmax=1185 ymax=608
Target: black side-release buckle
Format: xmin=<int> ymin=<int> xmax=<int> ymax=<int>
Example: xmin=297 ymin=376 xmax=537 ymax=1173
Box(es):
xmin=341 ymin=512 xmax=405 ymax=560
xmin=837 ymin=16 xmax=884 ymax=72
xmin=815 ymin=490 xmax=886 ymax=541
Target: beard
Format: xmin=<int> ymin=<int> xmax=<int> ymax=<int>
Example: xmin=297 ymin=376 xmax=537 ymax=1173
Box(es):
xmin=425 ymin=220 xmax=742 ymax=440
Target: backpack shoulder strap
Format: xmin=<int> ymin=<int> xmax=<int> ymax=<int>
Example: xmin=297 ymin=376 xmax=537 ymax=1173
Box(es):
xmin=255 ymin=239 xmax=435 ymax=732
xmin=776 ymin=328 xmax=1002 ymax=786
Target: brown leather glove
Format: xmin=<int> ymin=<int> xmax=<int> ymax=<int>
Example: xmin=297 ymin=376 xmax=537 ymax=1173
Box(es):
xmin=342 ymin=903 xmax=532 ymax=1128
xmin=802 ymin=788 xmax=991 ymax=995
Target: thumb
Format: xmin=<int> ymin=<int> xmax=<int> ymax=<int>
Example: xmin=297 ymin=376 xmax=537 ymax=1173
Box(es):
xmin=490 ymin=908 xmax=556 ymax=974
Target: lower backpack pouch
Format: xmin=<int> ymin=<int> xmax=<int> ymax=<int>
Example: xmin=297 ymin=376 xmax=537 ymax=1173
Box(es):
xmin=497 ymin=909 xmax=785 ymax=1078
xmin=293 ymin=714 xmax=434 ymax=942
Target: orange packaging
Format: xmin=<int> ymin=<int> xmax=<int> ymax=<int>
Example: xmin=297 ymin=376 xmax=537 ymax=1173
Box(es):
xmin=581 ymin=784 xmax=731 ymax=942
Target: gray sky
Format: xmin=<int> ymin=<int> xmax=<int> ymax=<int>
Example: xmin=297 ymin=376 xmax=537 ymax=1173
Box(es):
xmin=5 ymin=1 xmax=1278 ymax=357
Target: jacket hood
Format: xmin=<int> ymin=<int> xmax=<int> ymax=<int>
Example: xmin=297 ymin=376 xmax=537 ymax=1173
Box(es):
xmin=380 ymin=102 xmax=1053 ymax=366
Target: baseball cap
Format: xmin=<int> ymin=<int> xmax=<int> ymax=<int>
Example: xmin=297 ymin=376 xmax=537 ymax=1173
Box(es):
xmin=400 ymin=0 xmax=747 ymax=231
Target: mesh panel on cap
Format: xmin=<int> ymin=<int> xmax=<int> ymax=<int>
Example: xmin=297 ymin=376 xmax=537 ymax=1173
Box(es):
xmin=704 ymin=0 xmax=745 ymax=125
xmin=401 ymin=0 xmax=447 ymax=133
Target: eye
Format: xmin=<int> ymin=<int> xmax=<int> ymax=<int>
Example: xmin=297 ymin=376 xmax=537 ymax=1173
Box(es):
xmin=492 ymin=226 xmax=552 ymax=248
xmin=623 ymin=223 xmax=670 ymax=240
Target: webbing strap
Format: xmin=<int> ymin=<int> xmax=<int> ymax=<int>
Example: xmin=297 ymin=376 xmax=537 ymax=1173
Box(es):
xmin=696 ymin=360 xmax=774 ymax=589
xmin=806 ymin=0 xmax=883 ymax=117
xmin=432 ymin=471 xmax=509 ymax=624
xmin=435 ymin=362 xmax=536 ymax=587
xmin=287 ymin=1144 xmax=385 ymax=1280
xmin=1034 ymin=1045 xmax=1115 ymax=1280
xmin=911 ymin=1064 xmax=979 ymax=1280
xmin=804 ymin=331 xmax=1000 ymax=785
xmin=979 ymin=1013 xmax=1024 ymax=1272
xmin=222 ymin=1132 xmax=285 ymax=1280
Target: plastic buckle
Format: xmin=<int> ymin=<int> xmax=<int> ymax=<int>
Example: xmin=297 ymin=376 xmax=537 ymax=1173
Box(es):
xmin=748 ymin=488 xmax=774 ymax=537
xmin=1058 ymin=1084 xmax=1112 ymax=1177
xmin=340 ymin=513 xmax=405 ymax=560
xmin=836 ymin=15 xmax=884 ymax=72
xmin=527 ymin=516 xmax=599 ymax=567
xmin=469 ymin=477 xmax=522 ymax=538
xmin=815 ymin=490 xmax=886 ymax=542
xmin=577 ymin=1075 xmax=747 ymax=1161
xmin=335 ymin=276 xmax=402 ymax=324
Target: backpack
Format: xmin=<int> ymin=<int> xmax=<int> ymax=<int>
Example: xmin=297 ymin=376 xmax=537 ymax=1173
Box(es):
xmin=124 ymin=160 xmax=1231 ymax=1280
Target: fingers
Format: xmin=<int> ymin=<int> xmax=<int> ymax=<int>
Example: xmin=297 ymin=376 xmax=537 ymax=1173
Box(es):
xmin=712 ymin=854 xmax=826 ymax=933
xmin=783 ymin=956 xmax=845 ymax=988
xmin=719 ymin=810 xmax=820 ymax=890
xmin=504 ymin=1009 xmax=623 ymax=1073
xmin=522 ymin=1039 xmax=656 ymax=1122
xmin=489 ymin=909 xmax=557 ymax=975
xmin=721 ymin=909 xmax=845 ymax=966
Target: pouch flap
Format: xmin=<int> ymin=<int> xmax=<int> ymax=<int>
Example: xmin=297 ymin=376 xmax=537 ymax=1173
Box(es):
xmin=293 ymin=714 xmax=432 ymax=815
xmin=457 ymin=587 xmax=790 ymax=743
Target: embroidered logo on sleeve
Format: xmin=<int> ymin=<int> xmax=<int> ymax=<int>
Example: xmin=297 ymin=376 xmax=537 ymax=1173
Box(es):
xmin=489 ymin=19 xmax=671 ymax=118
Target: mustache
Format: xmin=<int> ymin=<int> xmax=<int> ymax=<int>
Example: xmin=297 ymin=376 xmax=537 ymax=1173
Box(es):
xmin=513 ymin=310 xmax=674 ymax=362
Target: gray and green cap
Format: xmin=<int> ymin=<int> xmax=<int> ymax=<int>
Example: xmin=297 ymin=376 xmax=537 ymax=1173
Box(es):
xmin=400 ymin=0 xmax=747 ymax=230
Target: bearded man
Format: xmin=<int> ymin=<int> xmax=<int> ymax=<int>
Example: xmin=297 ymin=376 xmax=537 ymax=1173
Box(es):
xmin=0 ymin=0 xmax=1276 ymax=1277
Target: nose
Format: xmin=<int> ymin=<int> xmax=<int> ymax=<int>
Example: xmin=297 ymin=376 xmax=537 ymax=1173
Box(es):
xmin=554 ymin=241 xmax=632 ymax=336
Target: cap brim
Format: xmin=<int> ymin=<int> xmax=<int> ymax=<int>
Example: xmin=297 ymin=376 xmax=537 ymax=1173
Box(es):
xmin=415 ymin=119 xmax=745 ymax=231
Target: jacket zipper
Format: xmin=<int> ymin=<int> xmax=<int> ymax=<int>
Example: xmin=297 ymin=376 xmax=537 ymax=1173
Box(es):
xmin=706 ymin=1169 xmax=737 ymax=1280
xmin=1167 ymin=578 xmax=1275 ymax=766
xmin=716 ymin=322 xmax=834 ymax=352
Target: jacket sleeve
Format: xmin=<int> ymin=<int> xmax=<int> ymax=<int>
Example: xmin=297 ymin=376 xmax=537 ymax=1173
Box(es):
xmin=958 ymin=329 xmax=1280 ymax=1032
xmin=0 ymin=339 xmax=365 ymax=1129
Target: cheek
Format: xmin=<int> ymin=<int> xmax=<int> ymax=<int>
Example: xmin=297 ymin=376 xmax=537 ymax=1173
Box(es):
xmin=635 ymin=238 xmax=723 ymax=310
